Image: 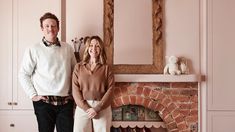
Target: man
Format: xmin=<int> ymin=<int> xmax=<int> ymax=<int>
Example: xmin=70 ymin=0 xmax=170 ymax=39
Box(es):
xmin=19 ymin=12 xmax=76 ymax=132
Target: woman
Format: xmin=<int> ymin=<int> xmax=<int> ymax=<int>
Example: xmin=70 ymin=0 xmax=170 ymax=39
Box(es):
xmin=72 ymin=36 xmax=114 ymax=132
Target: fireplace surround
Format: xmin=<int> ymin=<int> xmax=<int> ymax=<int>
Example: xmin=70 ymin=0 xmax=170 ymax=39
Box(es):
xmin=112 ymin=74 xmax=200 ymax=132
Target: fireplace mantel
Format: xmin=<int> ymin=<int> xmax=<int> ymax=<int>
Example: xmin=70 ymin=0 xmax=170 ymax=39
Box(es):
xmin=114 ymin=74 xmax=201 ymax=82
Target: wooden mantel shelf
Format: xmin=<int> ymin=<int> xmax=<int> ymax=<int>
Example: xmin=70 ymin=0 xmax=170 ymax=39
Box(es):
xmin=112 ymin=121 xmax=166 ymax=128
xmin=114 ymin=74 xmax=201 ymax=82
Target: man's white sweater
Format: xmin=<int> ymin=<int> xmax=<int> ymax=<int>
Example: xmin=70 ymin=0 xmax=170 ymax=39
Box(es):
xmin=19 ymin=41 xmax=77 ymax=99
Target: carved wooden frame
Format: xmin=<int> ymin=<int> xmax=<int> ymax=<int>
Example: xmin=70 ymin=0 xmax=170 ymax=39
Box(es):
xmin=104 ymin=0 xmax=164 ymax=74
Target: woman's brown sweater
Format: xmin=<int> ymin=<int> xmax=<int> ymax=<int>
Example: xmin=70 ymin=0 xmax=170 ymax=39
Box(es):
xmin=72 ymin=63 xmax=114 ymax=112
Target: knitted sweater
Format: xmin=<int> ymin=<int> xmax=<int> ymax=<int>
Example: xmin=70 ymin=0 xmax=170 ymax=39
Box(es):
xmin=19 ymin=41 xmax=77 ymax=99
xmin=72 ymin=63 xmax=115 ymax=112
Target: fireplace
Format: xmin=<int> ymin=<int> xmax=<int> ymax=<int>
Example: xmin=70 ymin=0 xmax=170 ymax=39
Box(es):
xmin=111 ymin=81 xmax=198 ymax=132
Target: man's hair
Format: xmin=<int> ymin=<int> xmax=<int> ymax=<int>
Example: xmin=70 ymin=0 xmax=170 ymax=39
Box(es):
xmin=40 ymin=12 xmax=59 ymax=28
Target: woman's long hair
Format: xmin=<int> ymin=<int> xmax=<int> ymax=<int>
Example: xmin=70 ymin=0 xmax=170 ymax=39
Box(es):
xmin=82 ymin=36 xmax=107 ymax=64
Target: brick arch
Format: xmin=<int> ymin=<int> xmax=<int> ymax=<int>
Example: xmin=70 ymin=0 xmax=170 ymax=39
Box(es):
xmin=112 ymin=84 xmax=190 ymax=132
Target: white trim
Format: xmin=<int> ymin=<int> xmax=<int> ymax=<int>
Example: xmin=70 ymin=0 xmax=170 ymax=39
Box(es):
xmin=112 ymin=121 xmax=166 ymax=128
xmin=115 ymin=74 xmax=201 ymax=82
xmin=200 ymin=0 xmax=208 ymax=131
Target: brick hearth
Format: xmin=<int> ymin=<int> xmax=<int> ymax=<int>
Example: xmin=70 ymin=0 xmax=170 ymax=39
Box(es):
xmin=112 ymin=82 xmax=198 ymax=132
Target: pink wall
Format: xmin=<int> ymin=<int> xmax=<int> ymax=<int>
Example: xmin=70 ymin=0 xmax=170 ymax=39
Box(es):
xmin=66 ymin=0 xmax=200 ymax=74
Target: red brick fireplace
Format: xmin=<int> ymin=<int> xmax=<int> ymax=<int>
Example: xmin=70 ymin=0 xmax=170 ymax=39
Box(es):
xmin=112 ymin=82 xmax=198 ymax=132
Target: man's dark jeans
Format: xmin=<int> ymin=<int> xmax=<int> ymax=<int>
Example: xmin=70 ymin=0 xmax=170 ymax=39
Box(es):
xmin=33 ymin=100 xmax=74 ymax=132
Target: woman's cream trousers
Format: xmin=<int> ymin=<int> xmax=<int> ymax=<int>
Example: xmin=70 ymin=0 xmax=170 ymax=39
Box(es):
xmin=73 ymin=100 xmax=112 ymax=132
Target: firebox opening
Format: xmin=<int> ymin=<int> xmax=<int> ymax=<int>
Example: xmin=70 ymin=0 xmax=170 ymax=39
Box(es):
xmin=111 ymin=105 xmax=167 ymax=132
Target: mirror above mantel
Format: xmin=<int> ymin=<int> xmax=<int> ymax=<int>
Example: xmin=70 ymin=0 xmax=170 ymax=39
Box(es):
xmin=103 ymin=0 xmax=164 ymax=74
